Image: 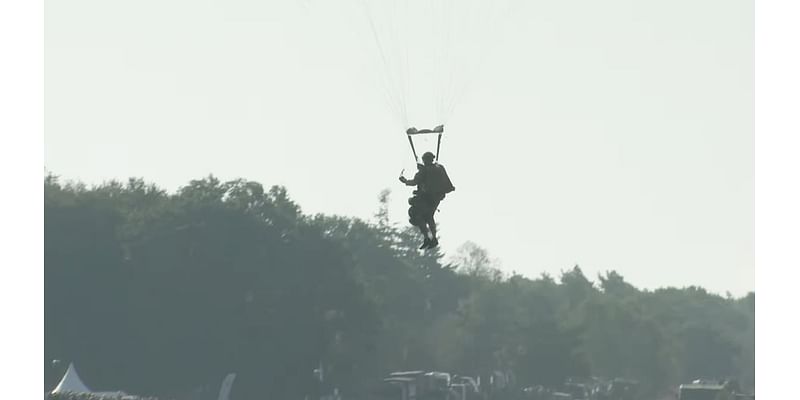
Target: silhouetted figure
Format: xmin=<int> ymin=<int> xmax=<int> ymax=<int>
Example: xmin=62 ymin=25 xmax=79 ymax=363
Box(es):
xmin=399 ymin=151 xmax=455 ymax=249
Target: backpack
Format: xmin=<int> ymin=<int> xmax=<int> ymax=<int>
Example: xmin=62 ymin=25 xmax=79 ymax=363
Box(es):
xmin=420 ymin=164 xmax=455 ymax=196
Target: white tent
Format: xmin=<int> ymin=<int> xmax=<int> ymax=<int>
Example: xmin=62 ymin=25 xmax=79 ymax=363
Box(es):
xmin=52 ymin=363 xmax=91 ymax=394
xmin=217 ymin=373 xmax=236 ymax=400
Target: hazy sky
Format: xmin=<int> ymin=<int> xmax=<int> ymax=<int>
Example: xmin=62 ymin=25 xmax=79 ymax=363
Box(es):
xmin=45 ymin=0 xmax=753 ymax=295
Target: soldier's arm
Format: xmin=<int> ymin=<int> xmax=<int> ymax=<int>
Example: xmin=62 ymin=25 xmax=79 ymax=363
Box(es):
xmin=399 ymin=176 xmax=417 ymax=185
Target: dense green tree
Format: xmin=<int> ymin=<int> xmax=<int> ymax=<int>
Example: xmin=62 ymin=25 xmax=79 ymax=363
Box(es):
xmin=44 ymin=176 xmax=755 ymax=399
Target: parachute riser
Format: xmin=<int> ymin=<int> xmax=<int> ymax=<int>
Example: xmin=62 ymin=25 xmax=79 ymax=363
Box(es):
xmin=436 ymin=132 xmax=442 ymax=162
xmin=407 ymin=135 xmax=420 ymax=164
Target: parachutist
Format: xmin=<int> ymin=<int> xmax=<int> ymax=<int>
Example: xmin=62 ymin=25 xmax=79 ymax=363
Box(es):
xmin=399 ymin=151 xmax=455 ymax=249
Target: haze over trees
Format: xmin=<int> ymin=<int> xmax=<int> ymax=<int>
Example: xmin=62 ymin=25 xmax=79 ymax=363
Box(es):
xmin=44 ymin=175 xmax=754 ymax=399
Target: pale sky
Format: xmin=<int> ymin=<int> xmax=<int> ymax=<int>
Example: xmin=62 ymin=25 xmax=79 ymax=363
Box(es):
xmin=45 ymin=0 xmax=753 ymax=295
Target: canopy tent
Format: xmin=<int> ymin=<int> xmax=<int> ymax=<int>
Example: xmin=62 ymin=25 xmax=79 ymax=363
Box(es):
xmin=52 ymin=363 xmax=91 ymax=394
xmin=218 ymin=373 xmax=237 ymax=400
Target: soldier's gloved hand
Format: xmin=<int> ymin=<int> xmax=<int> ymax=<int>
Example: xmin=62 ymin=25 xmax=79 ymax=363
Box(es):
xmin=399 ymin=176 xmax=407 ymax=183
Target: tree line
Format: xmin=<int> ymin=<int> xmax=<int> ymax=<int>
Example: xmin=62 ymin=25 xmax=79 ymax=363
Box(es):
xmin=44 ymin=175 xmax=754 ymax=399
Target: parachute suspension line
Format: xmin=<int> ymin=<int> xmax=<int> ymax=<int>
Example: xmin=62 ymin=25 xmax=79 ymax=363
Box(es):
xmin=430 ymin=0 xmax=439 ymax=120
xmin=432 ymin=0 xmax=447 ymax=122
xmin=435 ymin=0 xmax=451 ymax=123
xmin=396 ymin=0 xmax=413 ymax=127
xmin=392 ymin=0 xmax=411 ymax=128
xmin=444 ymin=0 xmax=510 ymax=121
xmin=440 ymin=0 xmax=462 ymax=124
xmin=444 ymin=0 xmax=476 ymax=121
xmin=443 ymin=0 xmax=475 ymax=122
xmin=434 ymin=0 xmax=448 ymax=123
xmin=357 ymin=0 xmax=515 ymax=131
xmin=358 ymin=0 xmax=408 ymax=127
xmin=400 ymin=0 xmax=412 ymax=128
xmin=389 ymin=0 xmax=407 ymax=126
xmin=404 ymin=0 xmax=413 ymax=126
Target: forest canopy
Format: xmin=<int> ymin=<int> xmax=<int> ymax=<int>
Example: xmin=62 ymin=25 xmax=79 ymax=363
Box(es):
xmin=44 ymin=175 xmax=754 ymax=399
